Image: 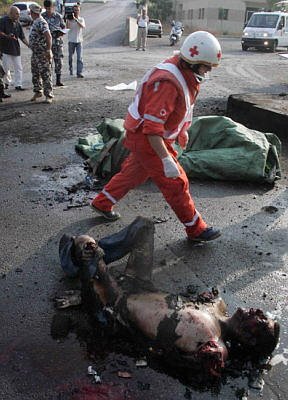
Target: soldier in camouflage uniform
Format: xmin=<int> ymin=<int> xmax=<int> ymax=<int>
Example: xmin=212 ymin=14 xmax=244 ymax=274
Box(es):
xmin=29 ymin=4 xmax=54 ymax=104
xmin=42 ymin=0 xmax=66 ymax=86
xmin=0 ymin=55 xmax=12 ymax=102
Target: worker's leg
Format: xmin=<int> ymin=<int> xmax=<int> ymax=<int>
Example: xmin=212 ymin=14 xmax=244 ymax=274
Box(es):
xmin=139 ymin=151 xmax=207 ymax=238
xmin=91 ymin=152 xmax=149 ymax=211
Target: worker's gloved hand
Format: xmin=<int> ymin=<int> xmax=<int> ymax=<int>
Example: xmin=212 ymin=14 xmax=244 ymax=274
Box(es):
xmin=178 ymin=130 xmax=189 ymax=149
xmin=162 ymin=155 xmax=180 ymax=178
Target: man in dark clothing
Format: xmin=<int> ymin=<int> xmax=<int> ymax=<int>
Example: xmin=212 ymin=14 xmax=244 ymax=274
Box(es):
xmin=0 ymin=6 xmax=29 ymax=90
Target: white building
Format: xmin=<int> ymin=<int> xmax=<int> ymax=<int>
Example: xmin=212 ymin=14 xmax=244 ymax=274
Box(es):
xmin=172 ymin=0 xmax=268 ymax=35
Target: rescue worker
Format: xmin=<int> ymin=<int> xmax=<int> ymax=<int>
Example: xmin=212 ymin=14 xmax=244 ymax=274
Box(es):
xmin=29 ymin=3 xmax=54 ymax=104
xmin=42 ymin=0 xmax=66 ymax=86
xmin=91 ymin=31 xmax=223 ymax=242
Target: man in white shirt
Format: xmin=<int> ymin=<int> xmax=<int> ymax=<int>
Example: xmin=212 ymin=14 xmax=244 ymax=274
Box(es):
xmin=136 ymin=7 xmax=149 ymax=51
xmin=66 ymin=4 xmax=85 ymax=78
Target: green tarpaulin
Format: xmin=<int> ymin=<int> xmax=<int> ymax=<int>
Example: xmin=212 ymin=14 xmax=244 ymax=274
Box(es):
xmin=76 ymin=116 xmax=281 ymax=184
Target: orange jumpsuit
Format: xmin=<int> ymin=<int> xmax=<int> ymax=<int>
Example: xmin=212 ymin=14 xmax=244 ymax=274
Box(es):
xmin=92 ymin=56 xmax=207 ymax=238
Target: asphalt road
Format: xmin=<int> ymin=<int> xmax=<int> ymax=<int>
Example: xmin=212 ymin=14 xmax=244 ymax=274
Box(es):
xmin=0 ymin=1 xmax=288 ymax=399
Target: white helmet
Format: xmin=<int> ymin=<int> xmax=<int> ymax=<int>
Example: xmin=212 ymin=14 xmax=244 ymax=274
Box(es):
xmin=180 ymin=31 xmax=222 ymax=67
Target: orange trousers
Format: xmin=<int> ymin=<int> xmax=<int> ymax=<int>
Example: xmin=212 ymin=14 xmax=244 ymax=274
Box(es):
xmin=92 ymin=149 xmax=207 ymax=238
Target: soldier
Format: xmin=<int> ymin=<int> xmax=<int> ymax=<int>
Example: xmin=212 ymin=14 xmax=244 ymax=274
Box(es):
xmin=0 ymin=55 xmax=12 ymax=102
xmin=29 ymin=3 xmax=54 ymax=104
xmin=42 ymin=0 xmax=66 ymax=86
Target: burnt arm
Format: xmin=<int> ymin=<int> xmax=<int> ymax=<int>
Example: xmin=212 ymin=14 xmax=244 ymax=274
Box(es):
xmin=91 ymin=259 xmax=122 ymax=306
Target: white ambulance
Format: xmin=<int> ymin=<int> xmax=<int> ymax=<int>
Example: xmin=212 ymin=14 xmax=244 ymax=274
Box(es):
xmin=241 ymin=11 xmax=288 ymax=51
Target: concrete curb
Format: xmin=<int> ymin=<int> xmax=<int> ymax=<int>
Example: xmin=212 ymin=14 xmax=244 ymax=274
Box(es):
xmin=226 ymin=93 xmax=288 ymax=140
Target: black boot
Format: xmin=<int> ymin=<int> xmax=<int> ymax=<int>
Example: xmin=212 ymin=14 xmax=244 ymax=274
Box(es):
xmin=56 ymin=74 xmax=64 ymax=87
xmin=0 ymin=85 xmax=11 ymax=100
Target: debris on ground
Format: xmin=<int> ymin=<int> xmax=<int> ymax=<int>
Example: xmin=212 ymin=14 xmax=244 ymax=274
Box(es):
xmin=261 ymin=205 xmax=279 ymax=213
xmin=135 ymin=358 xmax=147 ymax=367
xmin=117 ymin=371 xmax=132 ymax=378
xmin=152 ymin=216 xmax=168 ymax=224
xmin=105 ymin=80 xmax=137 ymax=91
xmin=87 ymin=366 xmax=102 ymax=383
xmin=64 ymin=202 xmax=90 ymax=210
xmin=248 ymin=369 xmax=264 ymax=390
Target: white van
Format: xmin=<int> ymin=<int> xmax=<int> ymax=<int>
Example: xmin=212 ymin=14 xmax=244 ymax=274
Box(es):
xmin=241 ymin=11 xmax=288 ymax=51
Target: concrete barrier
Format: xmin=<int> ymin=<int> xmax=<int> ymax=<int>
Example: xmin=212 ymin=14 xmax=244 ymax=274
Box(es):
xmin=227 ymin=93 xmax=288 ymax=141
xmin=83 ymin=0 xmax=107 ymax=3
xmin=124 ymin=16 xmax=138 ymax=46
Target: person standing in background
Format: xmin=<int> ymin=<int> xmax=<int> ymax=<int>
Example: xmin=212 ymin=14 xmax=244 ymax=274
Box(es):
xmin=0 ymin=6 xmax=29 ymax=91
xmin=42 ymin=0 xmax=66 ymax=86
xmin=136 ymin=7 xmax=149 ymax=51
xmin=29 ymin=3 xmax=54 ymax=104
xmin=66 ymin=4 xmax=85 ymax=78
xmin=0 ymin=54 xmax=11 ymax=101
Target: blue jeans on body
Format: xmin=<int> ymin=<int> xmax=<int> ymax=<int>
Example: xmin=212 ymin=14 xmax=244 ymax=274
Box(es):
xmin=68 ymin=42 xmax=83 ymax=75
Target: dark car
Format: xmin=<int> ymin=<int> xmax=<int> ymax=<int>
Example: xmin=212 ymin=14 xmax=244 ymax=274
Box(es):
xmin=148 ymin=18 xmax=162 ymax=38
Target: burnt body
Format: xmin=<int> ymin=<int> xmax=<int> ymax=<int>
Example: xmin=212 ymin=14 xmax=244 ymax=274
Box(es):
xmin=59 ymin=217 xmax=280 ymax=377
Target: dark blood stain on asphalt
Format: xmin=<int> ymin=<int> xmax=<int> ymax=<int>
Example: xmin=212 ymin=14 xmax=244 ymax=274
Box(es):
xmin=51 ymin=304 xmax=269 ymax=400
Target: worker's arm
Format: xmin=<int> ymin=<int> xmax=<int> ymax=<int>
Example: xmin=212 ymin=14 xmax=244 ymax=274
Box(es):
xmin=142 ymin=81 xmax=180 ymax=178
xmin=147 ymin=135 xmax=169 ymax=159
xmin=147 ymin=135 xmax=180 ymax=178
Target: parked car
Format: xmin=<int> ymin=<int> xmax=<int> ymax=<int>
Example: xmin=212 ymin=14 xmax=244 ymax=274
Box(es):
xmin=147 ymin=18 xmax=162 ymax=38
xmin=12 ymin=1 xmax=37 ymax=25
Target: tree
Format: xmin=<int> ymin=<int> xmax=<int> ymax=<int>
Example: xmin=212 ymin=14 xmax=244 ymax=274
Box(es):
xmin=148 ymin=0 xmax=173 ymax=21
xmin=266 ymin=0 xmax=287 ymax=10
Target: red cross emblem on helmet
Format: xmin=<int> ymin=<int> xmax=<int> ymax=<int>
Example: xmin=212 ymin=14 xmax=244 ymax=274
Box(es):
xmin=189 ymin=46 xmax=199 ymax=57
xmin=217 ymin=51 xmax=222 ymax=60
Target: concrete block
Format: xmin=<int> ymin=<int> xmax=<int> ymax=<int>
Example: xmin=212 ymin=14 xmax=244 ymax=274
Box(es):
xmin=227 ymin=93 xmax=288 ymax=141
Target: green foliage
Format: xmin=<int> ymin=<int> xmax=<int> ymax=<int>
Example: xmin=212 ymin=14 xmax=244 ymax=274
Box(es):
xmin=136 ymin=0 xmax=147 ymax=9
xmin=267 ymin=0 xmax=286 ymax=10
xmin=148 ymin=0 xmax=173 ymax=21
xmin=0 ymin=0 xmax=13 ymax=4
xmin=0 ymin=0 xmax=14 ymax=14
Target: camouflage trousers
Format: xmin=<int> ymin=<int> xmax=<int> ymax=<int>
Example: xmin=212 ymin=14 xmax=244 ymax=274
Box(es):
xmin=52 ymin=39 xmax=64 ymax=75
xmin=0 ymin=60 xmax=5 ymax=92
xmin=31 ymin=52 xmax=53 ymax=97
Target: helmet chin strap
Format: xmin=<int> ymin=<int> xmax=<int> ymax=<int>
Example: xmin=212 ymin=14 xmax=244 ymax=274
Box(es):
xmin=189 ymin=63 xmax=210 ymax=84
xmin=194 ymin=72 xmax=210 ymax=84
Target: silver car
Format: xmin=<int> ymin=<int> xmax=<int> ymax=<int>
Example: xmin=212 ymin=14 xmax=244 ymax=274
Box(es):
xmin=12 ymin=2 xmax=38 ymax=25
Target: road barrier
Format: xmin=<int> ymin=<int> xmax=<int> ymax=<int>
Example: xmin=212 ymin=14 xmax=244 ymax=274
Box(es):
xmin=124 ymin=16 xmax=137 ymax=46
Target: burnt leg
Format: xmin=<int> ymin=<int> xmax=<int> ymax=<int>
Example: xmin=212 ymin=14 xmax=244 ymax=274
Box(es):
xmin=124 ymin=217 xmax=154 ymax=281
xmin=99 ymin=216 xmax=155 ymax=281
